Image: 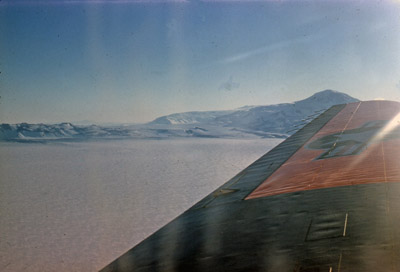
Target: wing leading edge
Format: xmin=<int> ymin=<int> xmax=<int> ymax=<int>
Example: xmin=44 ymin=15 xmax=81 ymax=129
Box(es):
xmin=101 ymin=101 xmax=400 ymax=272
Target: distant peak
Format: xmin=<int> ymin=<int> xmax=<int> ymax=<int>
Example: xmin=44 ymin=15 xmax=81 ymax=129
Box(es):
xmin=319 ymin=89 xmax=338 ymax=93
xmin=312 ymin=89 xmax=340 ymax=96
xmin=304 ymin=89 xmax=359 ymax=101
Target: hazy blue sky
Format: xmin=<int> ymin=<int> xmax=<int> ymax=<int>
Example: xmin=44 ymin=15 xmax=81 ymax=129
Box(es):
xmin=1 ymin=0 xmax=400 ymax=124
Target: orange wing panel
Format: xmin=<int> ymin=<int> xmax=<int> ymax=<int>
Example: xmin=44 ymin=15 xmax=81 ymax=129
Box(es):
xmin=246 ymin=101 xmax=400 ymax=200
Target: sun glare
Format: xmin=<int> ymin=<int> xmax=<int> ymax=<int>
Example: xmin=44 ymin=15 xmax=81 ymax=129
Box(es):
xmin=372 ymin=112 xmax=400 ymax=143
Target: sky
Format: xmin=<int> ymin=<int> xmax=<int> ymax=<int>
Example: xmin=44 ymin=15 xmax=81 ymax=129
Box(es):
xmin=1 ymin=0 xmax=400 ymax=124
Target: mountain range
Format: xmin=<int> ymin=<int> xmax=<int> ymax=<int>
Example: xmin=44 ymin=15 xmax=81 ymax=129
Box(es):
xmin=0 ymin=90 xmax=359 ymax=141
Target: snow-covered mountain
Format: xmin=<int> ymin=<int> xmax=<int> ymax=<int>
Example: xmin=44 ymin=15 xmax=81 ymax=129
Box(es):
xmin=150 ymin=90 xmax=359 ymax=134
xmin=0 ymin=123 xmax=132 ymax=141
xmin=0 ymin=90 xmax=359 ymax=141
xmin=149 ymin=110 xmax=234 ymax=125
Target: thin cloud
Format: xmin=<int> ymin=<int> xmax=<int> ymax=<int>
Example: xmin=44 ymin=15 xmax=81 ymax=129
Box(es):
xmin=220 ymin=35 xmax=320 ymax=64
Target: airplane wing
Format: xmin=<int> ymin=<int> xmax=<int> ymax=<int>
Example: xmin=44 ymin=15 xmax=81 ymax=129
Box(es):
xmin=101 ymin=100 xmax=400 ymax=272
